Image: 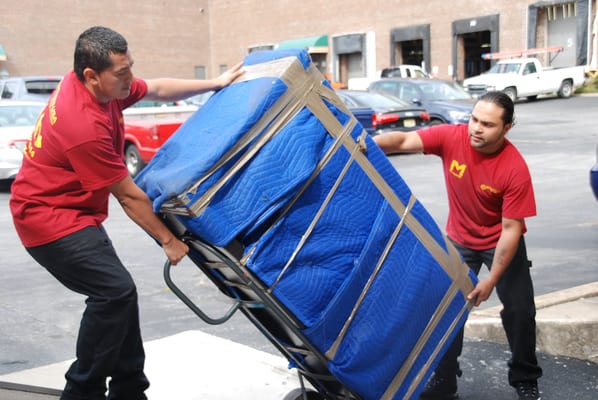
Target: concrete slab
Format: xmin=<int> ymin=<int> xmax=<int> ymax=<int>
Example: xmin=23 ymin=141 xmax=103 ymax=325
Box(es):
xmin=0 ymin=331 xmax=305 ymax=400
xmin=465 ymin=282 xmax=598 ymax=363
xmin=3 ymin=284 xmax=596 ymax=399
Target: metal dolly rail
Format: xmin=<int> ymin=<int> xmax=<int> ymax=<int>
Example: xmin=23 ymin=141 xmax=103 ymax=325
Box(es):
xmin=161 ymin=213 xmax=360 ymax=400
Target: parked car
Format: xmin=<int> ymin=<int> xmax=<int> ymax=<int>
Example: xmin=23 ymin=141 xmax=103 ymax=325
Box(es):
xmin=124 ymin=115 xmax=189 ymax=177
xmin=380 ymin=65 xmax=431 ymax=78
xmin=591 ymin=144 xmax=598 ymax=201
xmin=123 ymin=103 xmax=197 ymax=121
xmin=348 ymin=65 xmax=430 ymax=90
xmin=128 ymin=100 xmax=192 ymax=108
xmin=368 ymin=78 xmax=474 ymax=125
xmin=0 ymin=100 xmax=45 ymax=182
xmin=184 ymin=91 xmax=215 ymax=107
xmin=0 ymin=75 xmax=61 ymax=102
xmin=462 ymin=57 xmax=587 ymax=101
xmin=335 ymin=89 xmax=430 ymax=136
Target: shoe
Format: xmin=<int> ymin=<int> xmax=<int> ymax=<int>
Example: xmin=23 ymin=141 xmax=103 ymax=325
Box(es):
xmin=514 ymin=381 xmax=541 ymax=400
xmin=419 ymin=373 xmax=458 ymax=400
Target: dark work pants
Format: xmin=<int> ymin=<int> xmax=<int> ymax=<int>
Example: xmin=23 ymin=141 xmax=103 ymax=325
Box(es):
xmin=27 ymin=226 xmax=149 ymax=400
xmin=435 ymin=236 xmax=543 ymax=387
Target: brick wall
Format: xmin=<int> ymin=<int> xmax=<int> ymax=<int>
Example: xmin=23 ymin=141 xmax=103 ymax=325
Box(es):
xmin=0 ymin=0 xmax=593 ymax=80
xmin=0 ymin=0 xmax=210 ymax=78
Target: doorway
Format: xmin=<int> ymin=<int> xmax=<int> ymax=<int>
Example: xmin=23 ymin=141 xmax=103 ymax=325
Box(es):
xmin=395 ymin=39 xmax=425 ymax=66
xmin=461 ymin=31 xmax=492 ymax=77
xmin=452 ymin=14 xmax=499 ymax=81
xmin=390 ymin=24 xmax=431 ymax=73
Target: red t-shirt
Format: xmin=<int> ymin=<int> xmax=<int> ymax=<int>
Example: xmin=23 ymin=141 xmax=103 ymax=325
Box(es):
xmin=417 ymin=124 xmax=536 ymax=250
xmin=10 ymin=71 xmax=148 ymax=247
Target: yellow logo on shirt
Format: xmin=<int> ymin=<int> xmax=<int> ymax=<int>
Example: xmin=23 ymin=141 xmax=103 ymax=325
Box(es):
xmin=23 ymin=81 xmax=61 ymax=159
xmin=24 ymin=112 xmax=44 ymax=159
xmin=450 ymin=160 xmax=466 ymax=178
xmin=480 ymin=184 xmax=501 ymax=194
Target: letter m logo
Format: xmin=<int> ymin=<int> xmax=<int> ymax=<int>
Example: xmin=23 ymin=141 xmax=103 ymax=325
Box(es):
xmin=450 ymin=160 xmax=466 ymax=178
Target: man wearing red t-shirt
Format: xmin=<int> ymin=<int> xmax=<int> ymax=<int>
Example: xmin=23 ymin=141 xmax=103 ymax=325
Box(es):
xmin=374 ymin=92 xmax=542 ymax=400
xmin=9 ymin=26 xmax=243 ymax=400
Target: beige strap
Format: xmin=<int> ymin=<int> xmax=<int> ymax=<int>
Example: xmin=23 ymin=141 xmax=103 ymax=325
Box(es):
xmin=381 ymin=288 xmax=474 ymax=398
xmin=158 ymin=56 xmax=476 ymax=380
xmin=325 ymin=194 xmax=417 ymax=359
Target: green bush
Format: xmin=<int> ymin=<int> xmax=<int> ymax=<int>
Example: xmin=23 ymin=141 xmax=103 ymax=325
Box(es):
xmin=576 ymin=72 xmax=598 ymax=93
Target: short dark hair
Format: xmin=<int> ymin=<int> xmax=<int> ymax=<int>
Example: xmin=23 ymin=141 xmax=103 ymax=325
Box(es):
xmin=74 ymin=26 xmax=128 ymax=81
xmin=477 ymin=91 xmax=516 ymax=126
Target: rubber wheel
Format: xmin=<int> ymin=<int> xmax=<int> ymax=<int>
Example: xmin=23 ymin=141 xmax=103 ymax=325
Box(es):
xmin=557 ymin=80 xmax=573 ymax=98
xmin=125 ymin=144 xmax=145 ymax=177
xmin=283 ymin=388 xmax=326 ymax=400
xmin=503 ymin=87 xmax=517 ymax=102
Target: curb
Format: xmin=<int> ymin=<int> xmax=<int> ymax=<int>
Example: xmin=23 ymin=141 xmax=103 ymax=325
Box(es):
xmin=465 ymin=282 xmax=598 ymax=363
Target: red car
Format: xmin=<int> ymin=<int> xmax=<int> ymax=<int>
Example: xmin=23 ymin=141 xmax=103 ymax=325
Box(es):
xmin=123 ymin=105 xmax=196 ymax=176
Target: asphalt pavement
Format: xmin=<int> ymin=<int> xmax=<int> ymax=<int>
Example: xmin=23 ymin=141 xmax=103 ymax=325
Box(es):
xmin=1 ymin=95 xmax=597 ymax=399
xmin=0 ymin=327 xmax=597 ymax=399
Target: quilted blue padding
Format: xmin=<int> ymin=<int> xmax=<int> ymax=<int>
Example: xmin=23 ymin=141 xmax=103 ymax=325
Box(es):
xmin=243 ymin=132 xmax=474 ymax=399
xmin=137 ymin=48 xmax=478 ymax=400
xmin=136 ymin=51 xmax=324 ymax=245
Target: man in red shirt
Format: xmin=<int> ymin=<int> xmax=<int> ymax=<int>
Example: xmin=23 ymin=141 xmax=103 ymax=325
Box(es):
xmin=10 ymin=26 xmax=243 ymax=400
xmin=374 ymin=91 xmax=542 ymax=400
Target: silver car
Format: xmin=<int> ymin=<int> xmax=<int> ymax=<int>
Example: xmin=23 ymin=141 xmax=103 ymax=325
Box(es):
xmin=0 ymin=100 xmax=45 ymax=181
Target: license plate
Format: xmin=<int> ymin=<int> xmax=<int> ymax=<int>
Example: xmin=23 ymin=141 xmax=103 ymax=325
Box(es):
xmin=404 ymin=119 xmax=416 ymax=128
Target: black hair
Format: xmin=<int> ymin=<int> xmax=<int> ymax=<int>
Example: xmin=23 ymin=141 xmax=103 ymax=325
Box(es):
xmin=477 ymin=91 xmax=516 ymax=126
xmin=73 ymin=26 xmax=128 ymax=82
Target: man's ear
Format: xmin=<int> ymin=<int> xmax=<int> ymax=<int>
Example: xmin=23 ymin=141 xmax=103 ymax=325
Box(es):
xmin=82 ymin=67 xmax=99 ymax=85
xmin=503 ymin=122 xmax=513 ymax=135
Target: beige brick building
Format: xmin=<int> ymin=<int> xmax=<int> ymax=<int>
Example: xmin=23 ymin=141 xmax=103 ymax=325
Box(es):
xmin=1 ymin=0 xmax=596 ymax=84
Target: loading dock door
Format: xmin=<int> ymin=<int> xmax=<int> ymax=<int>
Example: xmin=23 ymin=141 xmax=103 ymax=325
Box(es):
xmin=452 ymin=14 xmax=499 ymax=81
xmin=547 ymin=4 xmax=577 ymax=67
xmin=461 ymin=31 xmax=492 ymax=77
xmin=396 ymin=39 xmax=424 ymax=66
xmin=333 ymin=34 xmax=365 ymax=87
xmin=390 ymin=25 xmax=431 ymax=74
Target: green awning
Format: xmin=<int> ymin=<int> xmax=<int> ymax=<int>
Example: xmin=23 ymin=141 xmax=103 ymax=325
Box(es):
xmin=277 ymin=35 xmax=328 ymax=53
xmin=0 ymin=45 xmax=6 ymax=61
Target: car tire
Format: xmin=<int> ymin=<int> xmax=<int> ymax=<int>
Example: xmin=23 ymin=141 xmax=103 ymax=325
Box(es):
xmin=125 ymin=144 xmax=145 ymax=177
xmin=503 ymin=87 xmax=517 ymax=102
xmin=557 ymin=79 xmax=573 ymax=98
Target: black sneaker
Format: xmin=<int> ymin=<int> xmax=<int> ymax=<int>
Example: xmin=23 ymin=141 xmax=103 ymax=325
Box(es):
xmin=514 ymin=381 xmax=541 ymax=400
xmin=419 ymin=373 xmax=458 ymax=400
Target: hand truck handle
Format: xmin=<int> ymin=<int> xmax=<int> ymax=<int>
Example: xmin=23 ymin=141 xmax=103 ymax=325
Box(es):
xmin=163 ymin=259 xmax=241 ymax=325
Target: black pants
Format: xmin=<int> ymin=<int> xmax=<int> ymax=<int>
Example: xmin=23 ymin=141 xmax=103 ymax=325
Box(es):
xmin=27 ymin=226 xmax=149 ymax=400
xmin=435 ymin=236 xmax=543 ymax=386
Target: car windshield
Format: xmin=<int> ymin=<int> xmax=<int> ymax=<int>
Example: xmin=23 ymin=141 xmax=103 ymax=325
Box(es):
xmin=487 ymin=62 xmax=521 ymax=74
xmin=340 ymin=91 xmax=410 ymax=108
xmin=418 ymin=81 xmax=471 ymax=101
xmin=0 ymin=104 xmax=44 ymax=127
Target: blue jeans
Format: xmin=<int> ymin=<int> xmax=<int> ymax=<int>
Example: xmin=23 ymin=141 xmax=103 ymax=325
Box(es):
xmin=27 ymin=226 xmax=149 ymax=400
xmin=435 ymin=236 xmax=543 ymax=386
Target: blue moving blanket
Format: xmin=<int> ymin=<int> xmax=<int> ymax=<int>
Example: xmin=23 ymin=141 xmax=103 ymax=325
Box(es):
xmin=136 ymin=49 xmax=477 ymax=399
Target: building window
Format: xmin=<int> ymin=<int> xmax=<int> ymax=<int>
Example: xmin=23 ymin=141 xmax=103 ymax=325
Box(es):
xmin=194 ymin=66 xmax=206 ymax=79
xmin=248 ymin=44 xmax=275 ymax=53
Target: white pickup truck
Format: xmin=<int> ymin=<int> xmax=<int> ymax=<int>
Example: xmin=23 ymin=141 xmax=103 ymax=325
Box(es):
xmin=347 ymin=64 xmax=430 ymax=90
xmin=463 ymin=57 xmax=586 ymax=101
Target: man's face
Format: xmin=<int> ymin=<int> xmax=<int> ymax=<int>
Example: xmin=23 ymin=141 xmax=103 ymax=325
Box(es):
xmin=467 ymin=100 xmax=512 ymax=154
xmin=90 ymin=51 xmax=134 ymax=102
